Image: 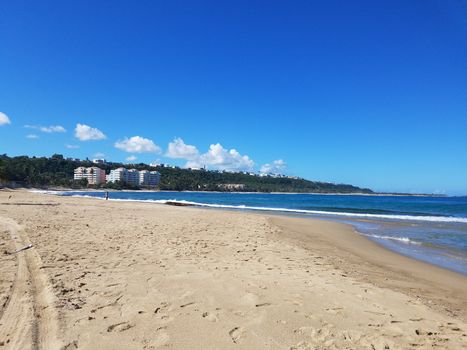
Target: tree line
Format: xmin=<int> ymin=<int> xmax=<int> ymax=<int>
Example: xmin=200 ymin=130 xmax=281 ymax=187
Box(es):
xmin=0 ymin=154 xmax=373 ymax=194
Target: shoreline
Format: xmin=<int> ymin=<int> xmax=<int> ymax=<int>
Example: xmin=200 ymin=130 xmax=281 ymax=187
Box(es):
xmin=28 ymin=189 xmax=467 ymax=275
xmin=267 ymin=211 xmax=467 ymax=276
xmin=27 ymin=187 xmax=453 ymax=197
xmin=1 ymin=190 xmax=466 ymax=349
xmin=268 ymin=215 xmax=467 ymax=319
xmin=31 ymin=189 xmax=467 ymax=221
xmin=10 ymin=190 xmax=467 ymax=308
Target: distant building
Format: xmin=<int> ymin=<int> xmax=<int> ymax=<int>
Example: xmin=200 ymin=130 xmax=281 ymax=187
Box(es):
xmin=127 ymin=169 xmax=140 ymax=186
xmin=107 ymin=168 xmax=160 ymax=188
xmin=155 ymin=163 xmax=177 ymax=169
xmin=74 ymin=167 xmax=106 ymax=185
xmin=73 ymin=167 xmax=86 ymax=181
xmin=218 ymin=183 xmax=245 ymax=191
xmin=107 ymin=167 xmax=138 ymax=185
xmin=107 ymin=167 xmax=127 ymax=183
xmin=92 ymin=158 xmax=106 ymax=164
xmin=139 ymin=170 xmax=161 ymax=188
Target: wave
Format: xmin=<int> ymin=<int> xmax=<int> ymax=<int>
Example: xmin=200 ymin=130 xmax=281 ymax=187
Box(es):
xmin=34 ymin=191 xmax=467 ymax=224
xmin=301 ymin=206 xmax=446 ymax=217
xmin=362 ymin=233 xmax=421 ymax=245
xmin=74 ymin=195 xmax=467 ymax=223
xmin=29 ymin=189 xmax=69 ymax=195
xmin=166 ymin=200 xmax=467 ymax=223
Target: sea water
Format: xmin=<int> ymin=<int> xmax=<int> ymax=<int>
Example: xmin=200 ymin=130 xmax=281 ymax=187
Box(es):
xmin=54 ymin=191 xmax=467 ymax=275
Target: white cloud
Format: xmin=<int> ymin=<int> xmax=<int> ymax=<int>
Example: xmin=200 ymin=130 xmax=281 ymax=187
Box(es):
xmin=126 ymin=155 xmax=137 ymax=162
xmin=115 ymin=136 xmax=161 ymax=153
xmin=66 ymin=144 xmax=80 ymax=149
xmin=40 ymin=125 xmax=66 ymax=133
xmin=26 ymin=134 xmax=39 ymax=139
xmin=166 ymin=138 xmax=199 ymax=160
xmin=0 ymin=112 xmax=11 ymax=126
xmin=25 ymin=124 xmax=66 ymax=133
xmin=186 ymin=143 xmax=254 ymax=171
xmin=260 ymin=159 xmax=287 ymax=174
xmin=164 ymin=139 xmax=255 ymax=171
xmin=93 ymin=152 xmax=105 ymax=158
xmin=74 ymin=123 xmax=106 ymax=141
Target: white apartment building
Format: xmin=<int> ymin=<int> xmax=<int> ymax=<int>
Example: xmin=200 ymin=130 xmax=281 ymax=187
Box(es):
xmin=127 ymin=169 xmax=140 ymax=186
xmin=107 ymin=167 xmax=126 ymax=183
xmin=139 ymin=170 xmax=161 ymax=188
xmin=106 ymin=168 xmax=160 ymax=187
xmin=73 ymin=167 xmax=87 ymax=182
xmin=73 ymin=167 xmax=106 ymax=185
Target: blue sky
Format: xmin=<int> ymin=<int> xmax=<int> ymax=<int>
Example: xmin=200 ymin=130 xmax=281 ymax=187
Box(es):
xmin=1 ymin=0 xmax=466 ymax=195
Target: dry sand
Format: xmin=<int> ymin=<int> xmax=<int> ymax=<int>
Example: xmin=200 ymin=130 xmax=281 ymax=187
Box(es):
xmin=0 ymin=190 xmax=466 ymax=349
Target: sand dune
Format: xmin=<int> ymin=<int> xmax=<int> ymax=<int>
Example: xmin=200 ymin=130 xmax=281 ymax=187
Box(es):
xmin=0 ymin=190 xmax=466 ymax=349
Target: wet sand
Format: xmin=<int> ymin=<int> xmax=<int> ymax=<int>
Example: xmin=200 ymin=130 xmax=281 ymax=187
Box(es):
xmin=0 ymin=190 xmax=466 ymax=349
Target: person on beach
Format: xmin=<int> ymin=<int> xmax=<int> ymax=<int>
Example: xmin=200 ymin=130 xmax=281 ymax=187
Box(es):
xmin=105 ymin=191 xmax=109 ymax=200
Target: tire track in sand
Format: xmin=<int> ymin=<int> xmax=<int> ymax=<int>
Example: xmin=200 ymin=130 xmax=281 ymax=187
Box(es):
xmin=0 ymin=217 xmax=61 ymax=350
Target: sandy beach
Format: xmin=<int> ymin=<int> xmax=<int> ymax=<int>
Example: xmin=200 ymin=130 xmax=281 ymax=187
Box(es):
xmin=0 ymin=190 xmax=466 ymax=349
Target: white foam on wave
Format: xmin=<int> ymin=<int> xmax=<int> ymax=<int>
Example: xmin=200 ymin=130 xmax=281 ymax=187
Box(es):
xmin=362 ymin=233 xmax=421 ymax=245
xmin=35 ymin=191 xmax=467 ymax=224
xmin=147 ymin=199 xmax=467 ymax=223
xmin=29 ymin=189 xmax=68 ymax=195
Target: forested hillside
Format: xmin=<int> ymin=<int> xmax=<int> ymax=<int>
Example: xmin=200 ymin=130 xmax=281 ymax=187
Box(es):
xmin=0 ymin=154 xmax=373 ymax=194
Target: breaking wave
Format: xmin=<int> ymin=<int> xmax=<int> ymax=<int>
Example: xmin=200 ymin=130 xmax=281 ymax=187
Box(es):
xmin=43 ymin=193 xmax=467 ymax=224
xmin=362 ymin=233 xmax=421 ymax=245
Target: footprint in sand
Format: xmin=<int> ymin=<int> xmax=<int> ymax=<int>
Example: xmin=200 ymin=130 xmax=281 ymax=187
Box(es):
xmin=153 ymin=327 xmax=170 ymax=347
xmin=107 ymin=321 xmax=133 ymax=332
xmin=294 ymin=326 xmax=314 ymax=336
xmin=154 ymin=303 xmax=173 ymax=323
xmin=415 ymin=329 xmax=438 ymax=336
xmin=202 ymin=311 xmax=219 ymax=322
xmin=229 ymin=327 xmax=245 ymax=343
xmin=232 ymin=310 xmax=246 ymax=317
xmin=325 ymin=307 xmax=344 ymax=315
xmin=62 ymin=340 xmax=79 ymax=350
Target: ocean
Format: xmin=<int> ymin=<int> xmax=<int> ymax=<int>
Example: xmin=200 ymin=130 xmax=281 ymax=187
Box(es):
xmin=52 ymin=191 xmax=467 ymax=275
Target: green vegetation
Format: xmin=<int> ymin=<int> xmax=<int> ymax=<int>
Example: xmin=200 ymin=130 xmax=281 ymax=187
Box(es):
xmin=1 ymin=154 xmax=82 ymax=188
xmin=0 ymin=154 xmax=373 ymax=194
xmin=156 ymin=166 xmax=373 ymax=193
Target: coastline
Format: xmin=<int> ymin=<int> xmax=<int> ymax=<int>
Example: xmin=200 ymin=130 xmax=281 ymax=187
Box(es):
xmin=0 ymin=190 xmax=465 ymax=349
xmin=26 ymin=189 xmax=467 ymax=274
xmin=30 ymin=187 xmax=451 ymax=197
xmin=50 ymin=189 xmax=467 ymax=274
xmin=269 ymin=216 xmax=467 ymax=318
